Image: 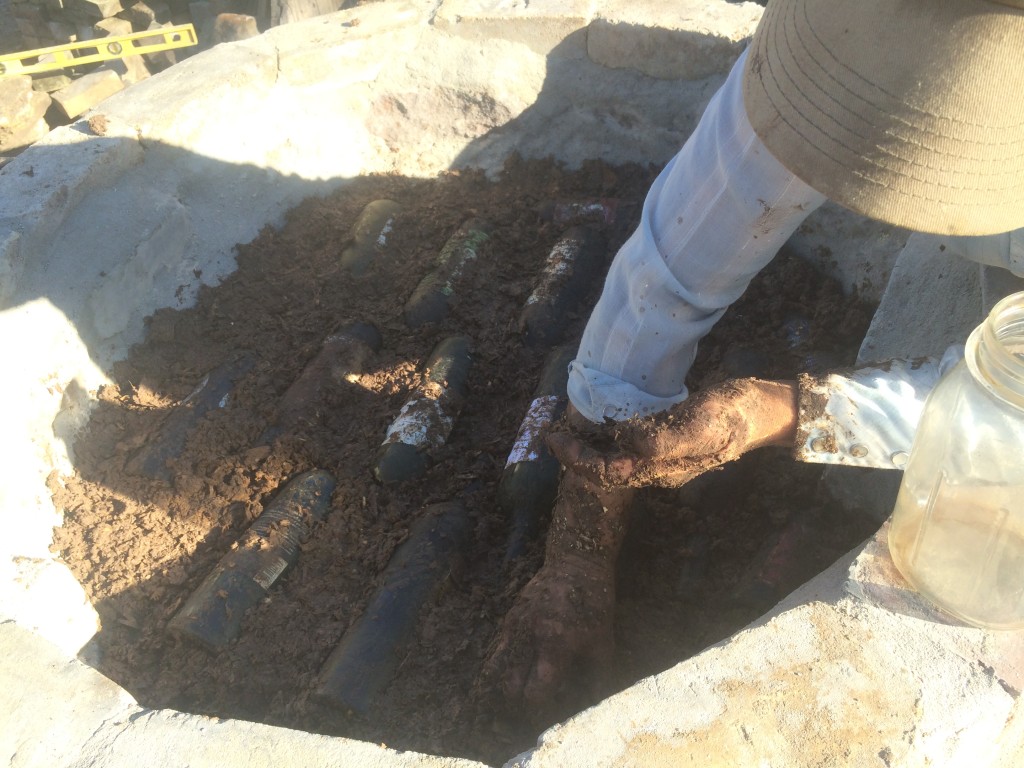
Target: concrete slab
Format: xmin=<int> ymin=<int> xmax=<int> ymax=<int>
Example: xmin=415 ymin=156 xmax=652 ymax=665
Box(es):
xmin=510 ymin=531 xmax=1024 ymax=767
xmin=434 ymin=0 xmax=593 ymax=56
xmin=858 ymin=232 xmax=984 ymax=364
xmin=589 ymin=0 xmax=762 ymax=80
xmin=0 ymin=621 xmax=489 ymax=768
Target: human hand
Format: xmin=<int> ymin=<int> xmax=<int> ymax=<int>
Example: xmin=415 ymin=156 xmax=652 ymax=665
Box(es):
xmin=547 ymin=378 xmax=798 ymax=489
xmin=479 ymin=550 xmax=615 ymax=715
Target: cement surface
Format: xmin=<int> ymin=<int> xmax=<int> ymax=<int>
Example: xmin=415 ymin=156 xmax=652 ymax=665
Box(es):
xmin=1 ymin=1 xmax=1020 ymax=766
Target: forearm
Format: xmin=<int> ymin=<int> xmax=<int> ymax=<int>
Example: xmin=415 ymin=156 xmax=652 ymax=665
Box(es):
xmin=544 ymin=470 xmax=634 ymax=566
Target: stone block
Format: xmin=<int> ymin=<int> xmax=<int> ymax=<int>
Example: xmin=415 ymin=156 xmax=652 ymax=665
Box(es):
xmin=32 ymin=72 xmax=74 ymax=92
xmin=50 ymin=68 xmax=124 ymax=119
xmin=16 ymin=17 xmax=52 ymax=39
xmin=857 ymin=233 xmax=984 ymax=364
xmin=0 ymin=117 xmax=51 ymax=153
xmin=20 ymin=34 xmax=47 ymax=50
xmin=268 ymin=0 xmax=343 ymax=26
xmin=188 ymin=0 xmax=216 ymax=47
xmin=0 ymin=75 xmax=52 ymax=153
xmin=93 ymin=15 xmax=132 ymax=36
xmin=47 ymin=19 xmax=79 ymax=43
xmin=588 ymin=0 xmax=763 ymax=80
xmin=148 ymin=0 xmax=172 ymax=22
xmin=117 ymin=0 xmax=157 ymax=29
xmin=141 ymin=20 xmax=178 ymax=70
xmin=11 ymin=3 xmax=47 ymax=24
xmin=433 ymin=0 xmax=591 ymax=56
xmin=211 ymin=12 xmax=258 ymax=43
xmin=101 ymin=53 xmax=151 ymax=84
xmin=788 ymin=201 xmax=910 ymax=303
xmin=68 ymin=0 xmax=127 ymax=19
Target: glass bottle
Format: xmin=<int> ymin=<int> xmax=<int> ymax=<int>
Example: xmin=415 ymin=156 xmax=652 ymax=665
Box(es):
xmin=889 ymin=291 xmax=1024 ymax=629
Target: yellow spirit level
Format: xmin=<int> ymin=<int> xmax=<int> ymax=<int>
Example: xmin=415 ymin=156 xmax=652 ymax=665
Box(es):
xmin=0 ymin=24 xmax=198 ymax=76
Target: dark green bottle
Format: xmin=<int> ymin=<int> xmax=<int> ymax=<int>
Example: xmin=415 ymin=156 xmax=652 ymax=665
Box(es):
xmin=126 ymin=354 xmax=255 ymax=481
xmin=404 ymin=219 xmax=492 ymax=328
xmin=374 ymin=336 xmax=473 ymax=485
xmin=168 ymin=469 xmax=336 ymax=651
xmin=314 ymin=501 xmax=470 ymax=714
xmin=499 ymin=345 xmax=575 ymax=564
xmin=519 ymin=226 xmax=607 ymax=346
xmin=265 ymin=321 xmax=381 ymax=440
xmin=340 ymin=199 xmax=403 ymax=276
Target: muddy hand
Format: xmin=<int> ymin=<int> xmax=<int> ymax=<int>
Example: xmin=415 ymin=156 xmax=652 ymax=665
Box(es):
xmin=479 ymin=551 xmax=615 ymax=714
xmin=547 ymin=378 xmax=799 ymax=489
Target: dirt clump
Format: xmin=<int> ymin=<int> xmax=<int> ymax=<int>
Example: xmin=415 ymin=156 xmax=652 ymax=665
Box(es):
xmin=50 ymin=155 xmax=878 ymax=765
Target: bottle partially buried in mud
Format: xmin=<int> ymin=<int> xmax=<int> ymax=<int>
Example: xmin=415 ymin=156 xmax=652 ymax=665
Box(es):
xmin=314 ymin=501 xmax=471 ymax=714
xmin=373 ymin=336 xmax=473 ymax=485
xmin=519 ymin=226 xmax=607 ymax=346
xmin=404 ymin=219 xmax=492 ymax=328
xmin=126 ymin=354 xmax=256 ymax=481
xmin=263 ymin=321 xmax=382 ymax=441
xmin=169 ymin=469 xmax=336 ymax=651
xmin=340 ymin=199 xmax=403 ymax=276
xmin=499 ymin=345 xmax=575 ymax=565
xmin=536 ymin=198 xmax=621 ymax=228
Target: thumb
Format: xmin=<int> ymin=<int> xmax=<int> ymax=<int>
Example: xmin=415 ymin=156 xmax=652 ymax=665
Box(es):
xmin=545 ymin=432 xmax=636 ymax=486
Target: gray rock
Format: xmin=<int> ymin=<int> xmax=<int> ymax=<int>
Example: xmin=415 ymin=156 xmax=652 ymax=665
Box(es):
xmin=0 ymin=76 xmax=51 ymax=153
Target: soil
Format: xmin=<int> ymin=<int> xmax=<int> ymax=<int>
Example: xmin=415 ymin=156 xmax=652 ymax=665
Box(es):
xmin=49 ymin=155 xmax=879 ymax=766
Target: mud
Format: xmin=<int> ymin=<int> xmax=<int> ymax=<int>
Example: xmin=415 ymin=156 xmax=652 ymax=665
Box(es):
xmin=50 ymin=155 xmax=878 ymax=765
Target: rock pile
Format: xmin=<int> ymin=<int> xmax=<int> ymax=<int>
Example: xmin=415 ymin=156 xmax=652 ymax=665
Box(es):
xmin=0 ymin=75 xmax=52 ymax=153
xmin=0 ymin=0 xmax=281 ymax=158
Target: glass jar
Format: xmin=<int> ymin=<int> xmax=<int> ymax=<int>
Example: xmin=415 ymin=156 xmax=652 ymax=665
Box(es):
xmin=888 ymin=291 xmax=1024 ymax=629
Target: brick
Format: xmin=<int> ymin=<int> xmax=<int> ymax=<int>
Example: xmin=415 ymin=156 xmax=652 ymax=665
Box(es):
xmin=50 ymin=67 xmax=123 ymax=119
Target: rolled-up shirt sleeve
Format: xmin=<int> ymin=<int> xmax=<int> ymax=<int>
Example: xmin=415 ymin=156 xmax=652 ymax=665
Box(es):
xmin=793 ymin=349 xmax=962 ymax=469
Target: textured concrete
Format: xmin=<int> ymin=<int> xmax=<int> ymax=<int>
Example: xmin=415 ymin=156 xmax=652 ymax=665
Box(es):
xmin=2 ymin=1 xmax=1019 ymax=766
xmin=511 ymin=528 xmax=1024 ymax=767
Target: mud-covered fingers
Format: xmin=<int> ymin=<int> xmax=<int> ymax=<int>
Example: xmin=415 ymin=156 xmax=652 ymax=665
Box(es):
xmin=479 ymin=620 xmax=535 ymax=706
xmin=521 ymin=641 xmax=574 ymax=706
xmin=545 ymin=432 xmax=637 ymax=486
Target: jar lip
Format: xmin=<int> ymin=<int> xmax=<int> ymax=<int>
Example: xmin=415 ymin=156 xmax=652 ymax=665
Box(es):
xmin=966 ymin=290 xmax=1024 ymax=409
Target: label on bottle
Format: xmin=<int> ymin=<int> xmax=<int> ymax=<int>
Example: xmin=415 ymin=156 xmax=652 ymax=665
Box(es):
xmin=252 ymin=555 xmax=290 ymax=590
xmin=526 ymin=240 xmax=577 ymax=306
xmin=506 ymin=396 xmax=561 ymax=466
xmin=383 ymin=392 xmax=454 ymax=449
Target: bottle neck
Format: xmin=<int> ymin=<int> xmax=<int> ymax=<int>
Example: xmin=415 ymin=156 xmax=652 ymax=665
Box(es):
xmin=967 ymin=291 xmax=1024 ymax=410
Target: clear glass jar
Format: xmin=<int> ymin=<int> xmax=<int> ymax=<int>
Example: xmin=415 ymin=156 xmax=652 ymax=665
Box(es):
xmin=888 ymin=291 xmax=1024 ymax=629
